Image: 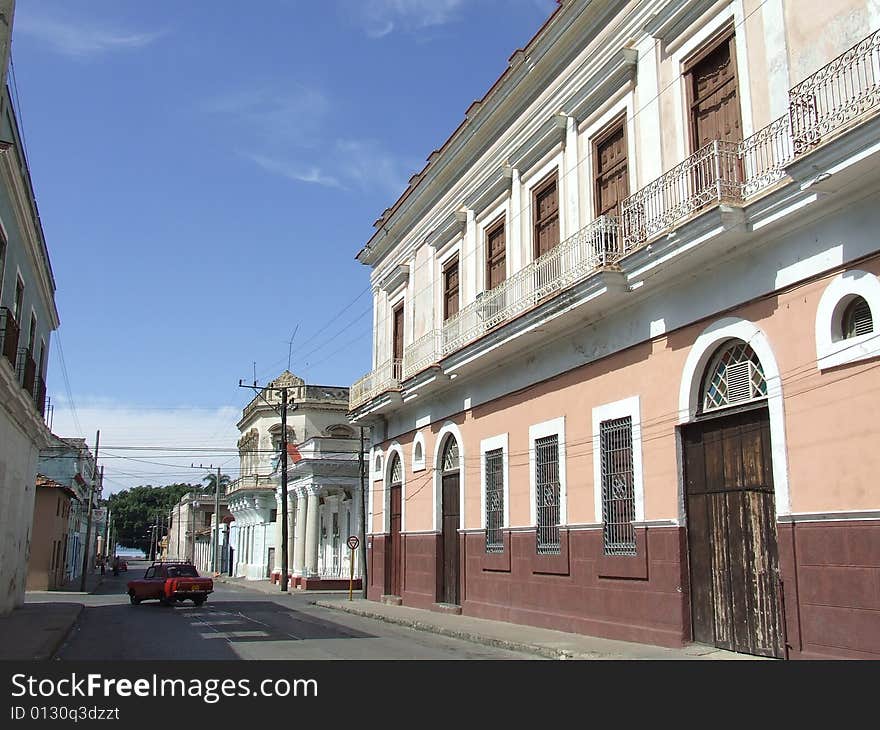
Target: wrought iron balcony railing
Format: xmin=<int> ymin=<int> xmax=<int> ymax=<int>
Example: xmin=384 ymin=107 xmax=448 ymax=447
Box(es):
xmin=0 ymin=307 xmax=19 ymax=369
xmin=350 ymin=27 xmax=880 ymax=412
xmin=789 ymin=27 xmax=880 ymax=154
xmin=349 ymin=358 xmax=402 ymax=410
xmin=18 ymin=349 xmax=36 ymax=397
xmin=225 ymin=473 xmax=277 ymax=496
xmin=34 ymin=374 xmax=47 ymax=416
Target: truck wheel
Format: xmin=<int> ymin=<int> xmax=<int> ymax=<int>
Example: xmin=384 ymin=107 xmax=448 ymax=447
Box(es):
xmin=129 ymin=591 xmax=141 ymax=605
xmin=160 ymin=596 xmax=174 ymax=607
xmin=193 ymin=597 xmax=206 ymax=607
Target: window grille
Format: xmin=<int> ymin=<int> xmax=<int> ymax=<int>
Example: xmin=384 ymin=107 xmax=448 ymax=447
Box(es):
xmin=702 ymin=341 xmax=767 ymax=412
xmin=389 ymin=454 xmax=402 ymax=484
xmin=442 ymin=438 xmax=459 ymax=472
xmin=484 ymin=449 xmax=504 ymax=553
xmin=535 ymin=435 xmax=560 ymax=554
xmin=600 ymin=417 xmax=636 ymax=555
xmin=844 ymin=297 xmax=873 ymax=338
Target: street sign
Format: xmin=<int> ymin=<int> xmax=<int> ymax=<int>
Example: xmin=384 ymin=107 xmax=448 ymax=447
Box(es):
xmin=347 ymin=535 xmax=360 ymax=550
xmin=347 ymin=535 xmax=360 ymax=600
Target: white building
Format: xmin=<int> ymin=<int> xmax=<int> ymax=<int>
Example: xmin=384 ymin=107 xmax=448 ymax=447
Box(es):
xmin=166 ymin=491 xmax=231 ymax=573
xmin=228 ymin=371 xmax=365 ymax=588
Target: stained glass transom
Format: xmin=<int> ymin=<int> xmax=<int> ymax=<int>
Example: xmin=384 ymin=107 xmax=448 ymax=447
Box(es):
xmin=389 ymin=454 xmax=402 ymax=484
xmin=702 ymin=341 xmax=767 ymax=412
xmin=442 ymin=438 xmax=459 ymax=472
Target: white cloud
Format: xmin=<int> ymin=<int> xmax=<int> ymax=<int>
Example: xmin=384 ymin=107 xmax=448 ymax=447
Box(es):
xmin=14 ymin=12 xmax=166 ymax=58
xmin=245 ymin=153 xmax=344 ymax=189
xmin=347 ymin=0 xmax=465 ymax=37
xmin=49 ymin=398 xmax=242 ymax=495
xmin=336 ymin=139 xmax=409 ymax=196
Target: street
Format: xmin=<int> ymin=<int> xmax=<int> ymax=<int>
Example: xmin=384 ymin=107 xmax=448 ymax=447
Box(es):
xmin=29 ymin=562 xmax=534 ymax=660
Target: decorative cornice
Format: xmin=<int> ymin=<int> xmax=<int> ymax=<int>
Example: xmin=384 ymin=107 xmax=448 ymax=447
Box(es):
xmin=642 ymin=0 xmax=719 ymax=45
xmin=378 ymin=263 xmax=410 ymax=294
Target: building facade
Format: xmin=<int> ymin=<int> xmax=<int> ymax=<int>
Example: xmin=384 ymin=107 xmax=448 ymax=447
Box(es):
xmin=228 ymin=371 xmax=364 ymax=588
xmin=166 ymin=491 xmax=231 ymax=574
xmin=349 ymin=0 xmax=880 ymax=659
xmin=26 ymin=475 xmax=74 ymax=590
xmin=37 ymin=435 xmax=100 ymax=587
xmin=0 ymin=1 xmax=60 ymax=614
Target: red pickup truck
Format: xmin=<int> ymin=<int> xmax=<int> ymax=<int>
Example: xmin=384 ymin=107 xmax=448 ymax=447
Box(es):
xmin=127 ymin=562 xmax=213 ymax=606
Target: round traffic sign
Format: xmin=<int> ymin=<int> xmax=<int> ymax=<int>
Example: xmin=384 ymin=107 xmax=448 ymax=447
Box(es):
xmin=347 ymin=535 xmax=360 ymax=550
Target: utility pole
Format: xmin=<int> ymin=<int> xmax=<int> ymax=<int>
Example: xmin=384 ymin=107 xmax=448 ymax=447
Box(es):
xmin=239 ymin=378 xmax=297 ymax=593
xmin=359 ymin=427 xmax=368 ymax=599
xmin=103 ymin=499 xmax=111 ymax=566
xmin=79 ymin=430 xmax=99 ymax=591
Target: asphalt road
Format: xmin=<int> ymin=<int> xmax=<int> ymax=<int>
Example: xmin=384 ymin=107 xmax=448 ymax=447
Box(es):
xmin=36 ymin=562 xmax=533 ymax=660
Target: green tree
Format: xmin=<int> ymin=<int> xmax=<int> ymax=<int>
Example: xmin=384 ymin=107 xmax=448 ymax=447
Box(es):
xmin=107 ymin=483 xmax=196 ymax=550
xmin=201 ymin=472 xmax=231 ymax=495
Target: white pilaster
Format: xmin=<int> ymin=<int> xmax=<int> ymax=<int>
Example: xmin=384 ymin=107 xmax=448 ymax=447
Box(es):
xmin=304 ymin=486 xmax=321 ymax=577
xmin=293 ymin=487 xmax=307 ymax=576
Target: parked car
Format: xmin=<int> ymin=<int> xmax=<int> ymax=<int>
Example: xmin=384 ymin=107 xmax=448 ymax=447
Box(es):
xmin=127 ymin=562 xmax=213 ymax=606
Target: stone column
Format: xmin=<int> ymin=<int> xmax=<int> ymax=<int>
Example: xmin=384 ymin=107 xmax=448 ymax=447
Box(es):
xmin=304 ymin=486 xmax=321 ymax=577
xmin=273 ymin=491 xmax=283 ymax=577
xmin=287 ymin=492 xmax=295 ymax=580
xmin=292 ymin=488 xmax=307 ymax=576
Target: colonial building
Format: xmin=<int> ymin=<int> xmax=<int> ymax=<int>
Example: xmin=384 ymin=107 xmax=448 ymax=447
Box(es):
xmin=0 ymin=1 xmax=59 ymax=615
xmin=228 ymin=371 xmax=364 ymax=588
xmin=349 ymin=0 xmax=880 ymax=659
xmin=37 ymin=435 xmax=100 ymax=587
xmin=166 ymin=490 xmax=231 ymax=573
xmin=26 ymin=475 xmax=74 ymax=590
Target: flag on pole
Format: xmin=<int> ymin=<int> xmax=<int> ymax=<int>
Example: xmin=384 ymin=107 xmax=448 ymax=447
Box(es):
xmin=287 ymin=442 xmax=302 ymax=463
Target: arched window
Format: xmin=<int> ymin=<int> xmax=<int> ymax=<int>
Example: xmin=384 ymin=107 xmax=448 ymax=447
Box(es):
xmin=843 ymin=296 xmax=873 ymax=339
xmin=374 ymin=454 xmax=382 ymax=474
xmin=701 ymin=340 xmax=767 ymax=413
xmin=414 ymin=441 xmax=423 ymax=462
xmin=389 ymin=453 xmax=402 ymax=485
xmin=441 ymin=437 xmax=459 ymax=473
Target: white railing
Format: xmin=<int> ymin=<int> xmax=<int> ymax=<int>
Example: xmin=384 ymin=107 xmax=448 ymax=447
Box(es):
xmin=739 ymin=115 xmax=793 ymax=198
xmin=440 ymin=215 xmax=623 ymax=356
xmin=402 ymin=329 xmax=442 ymax=379
xmin=789 ymin=27 xmax=880 ymax=154
xmin=621 ymin=140 xmax=741 ymax=251
xmin=348 ymin=358 xmax=402 ymax=410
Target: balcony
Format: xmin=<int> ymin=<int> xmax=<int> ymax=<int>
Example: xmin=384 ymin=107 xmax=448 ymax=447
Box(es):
xmin=17 ymin=348 xmax=36 ymax=397
xmin=349 ymin=358 xmax=402 ymax=410
xmin=349 ymin=27 xmax=880 ymax=415
xmin=225 ymin=474 xmax=277 ymax=496
xmin=0 ymin=307 xmax=19 ymax=369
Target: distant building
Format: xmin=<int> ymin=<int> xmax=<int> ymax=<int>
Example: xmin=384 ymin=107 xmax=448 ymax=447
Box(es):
xmin=166 ymin=491 xmax=231 ymax=573
xmin=26 ymin=475 xmax=74 ymax=590
xmin=0 ymin=0 xmax=60 ymax=612
xmin=228 ymin=371 xmax=365 ymax=588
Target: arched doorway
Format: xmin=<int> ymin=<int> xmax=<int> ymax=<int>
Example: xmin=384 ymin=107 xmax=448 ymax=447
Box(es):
xmin=682 ymin=339 xmax=783 ymax=658
xmin=386 ymin=453 xmax=403 ymax=597
xmin=439 ymin=436 xmax=461 ymax=605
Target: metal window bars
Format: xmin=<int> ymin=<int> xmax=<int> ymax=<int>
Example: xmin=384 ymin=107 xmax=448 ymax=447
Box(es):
xmin=484 ymin=448 xmax=504 ymax=553
xmin=600 ymin=416 xmax=636 ymax=556
xmin=535 ymin=435 xmax=560 ymax=555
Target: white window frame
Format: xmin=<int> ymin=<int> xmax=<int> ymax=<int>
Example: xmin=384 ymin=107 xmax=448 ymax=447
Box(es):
xmin=436 ymin=237 xmax=462 ymax=324
xmin=523 ymin=152 xmax=565 ymax=260
xmin=384 ymin=443 xmax=405 ymax=534
xmin=476 ymin=199 xmax=510 ymax=294
xmin=815 ymin=270 xmax=880 ymax=370
xmin=479 ymin=433 xmax=509 ymax=537
xmin=592 ymin=395 xmax=645 ymax=533
xmin=411 ymin=432 xmax=426 ymax=472
xmin=528 ymin=416 xmax=566 ymax=527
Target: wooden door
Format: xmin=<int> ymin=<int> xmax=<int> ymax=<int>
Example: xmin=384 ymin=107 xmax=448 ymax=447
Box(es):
xmin=443 ymin=257 xmax=459 ymax=321
xmin=441 ymin=472 xmax=461 ymax=605
xmin=533 ymin=174 xmax=559 ymax=259
xmin=688 ymin=32 xmax=742 ymax=150
xmin=392 ymin=305 xmax=404 ymax=363
xmin=267 ymin=547 xmax=275 ymax=579
xmin=683 ymin=407 xmax=783 ymax=658
xmin=486 ymin=218 xmax=506 ymax=290
xmin=594 ymin=120 xmax=628 ymax=217
xmin=389 ymin=483 xmax=402 ymax=596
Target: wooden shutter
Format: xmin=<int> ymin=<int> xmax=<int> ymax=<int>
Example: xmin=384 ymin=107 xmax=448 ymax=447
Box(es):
xmin=593 ymin=118 xmax=628 ymax=217
xmin=485 ymin=218 xmax=506 ymax=291
xmin=533 ymin=173 xmax=559 ymax=259
xmin=687 ymin=29 xmax=742 ymax=151
xmin=443 ymin=257 xmax=459 ymax=321
xmin=392 ymin=304 xmax=404 ymax=361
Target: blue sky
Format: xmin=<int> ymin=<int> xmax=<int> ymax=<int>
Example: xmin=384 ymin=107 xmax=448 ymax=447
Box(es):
xmin=11 ymin=0 xmax=557 ymax=492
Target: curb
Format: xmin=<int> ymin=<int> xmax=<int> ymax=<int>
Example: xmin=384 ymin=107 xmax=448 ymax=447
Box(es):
xmin=43 ymin=604 xmax=85 ymax=661
xmin=313 ymin=600 xmax=604 ymax=660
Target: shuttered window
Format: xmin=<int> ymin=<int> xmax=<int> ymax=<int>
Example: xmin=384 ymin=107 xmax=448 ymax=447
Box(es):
xmin=686 ymin=27 xmax=742 ymax=151
xmin=535 ymin=435 xmax=560 ymax=554
xmin=485 ymin=218 xmax=506 ymax=291
xmin=593 ymin=118 xmax=628 ymax=218
xmin=843 ymin=296 xmax=873 ymax=338
xmin=484 ymin=448 xmax=504 ymax=553
xmin=600 ymin=417 xmax=636 ymax=555
xmin=443 ymin=256 xmax=459 ymax=321
xmin=533 ymin=173 xmax=560 ymax=259
xmin=702 ymin=341 xmax=767 ymax=413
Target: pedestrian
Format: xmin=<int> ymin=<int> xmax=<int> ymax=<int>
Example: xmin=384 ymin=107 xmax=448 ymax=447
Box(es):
xmin=100 ymin=556 xmax=105 ymax=576
xmin=112 ymin=555 xmax=119 ymax=576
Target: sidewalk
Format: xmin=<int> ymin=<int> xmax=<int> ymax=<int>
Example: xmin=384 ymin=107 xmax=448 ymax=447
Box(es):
xmin=215 ymin=575 xmax=353 ymax=597
xmin=313 ymin=597 xmax=766 ymax=660
xmin=0 ymin=603 xmax=83 ymax=660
